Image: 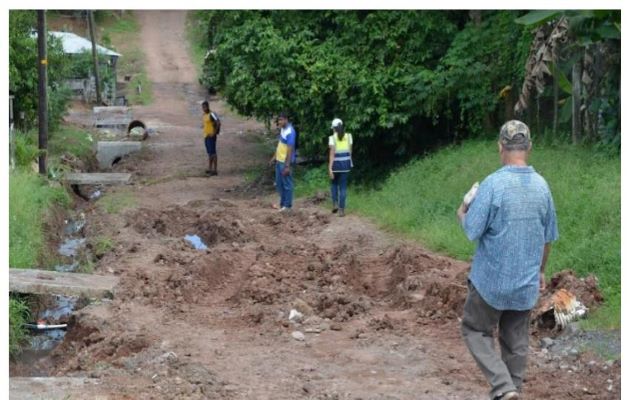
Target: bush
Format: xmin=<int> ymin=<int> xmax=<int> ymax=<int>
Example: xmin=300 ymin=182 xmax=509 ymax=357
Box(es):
xmin=9 ymin=11 xmax=72 ymax=132
xmin=196 ymin=11 xmax=532 ymax=166
xmin=13 ymin=131 xmax=40 ymax=168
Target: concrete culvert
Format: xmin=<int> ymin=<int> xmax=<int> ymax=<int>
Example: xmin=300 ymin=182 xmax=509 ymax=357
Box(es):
xmin=127 ymin=120 xmax=148 ymax=141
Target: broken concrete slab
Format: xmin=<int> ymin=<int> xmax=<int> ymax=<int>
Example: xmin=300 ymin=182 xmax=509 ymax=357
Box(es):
xmin=93 ymin=106 xmax=132 ymax=129
xmin=10 ymin=377 xmax=109 ymax=400
xmin=93 ymin=106 xmax=130 ymax=114
xmin=9 ymin=268 xmax=119 ymax=298
xmin=64 ymin=173 xmax=132 ymax=185
xmin=96 ymin=141 xmax=141 ymax=169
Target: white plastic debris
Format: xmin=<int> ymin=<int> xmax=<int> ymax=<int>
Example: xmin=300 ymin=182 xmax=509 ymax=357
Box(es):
xmin=463 ymin=182 xmax=480 ymax=206
xmin=288 ymin=309 xmax=304 ymax=323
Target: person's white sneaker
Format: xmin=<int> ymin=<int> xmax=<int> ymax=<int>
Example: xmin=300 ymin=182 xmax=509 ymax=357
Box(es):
xmin=501 ymin=392 xmax=519 ymax=400
xmin=279 ymin=207 xmax=290 ymax=213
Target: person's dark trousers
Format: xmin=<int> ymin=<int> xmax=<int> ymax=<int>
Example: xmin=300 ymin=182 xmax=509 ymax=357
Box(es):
xmin=461 ymin=281 xmax=530 ymax=399
xmin=331 ymin=172 xmax=349 ymax=209
xmin=275 ymin=161 xmax=293 ymax=208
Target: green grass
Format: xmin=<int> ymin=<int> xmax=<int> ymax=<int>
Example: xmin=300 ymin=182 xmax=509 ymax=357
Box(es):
xmin=92 ymin=236 xmax=115 ymax=258
xmin=97 ymin=189 xmax=137 ymax=214
xmin=294 ymin=140 xmax=620 ymax=329
xmin=49 ymin=126 xmax=94 ymax=161
xmin=9 ymin=170 xmax=71 ymax=268
xmin=186 ymin=11 xmax=209 ymax=75
xmin=293 ymin=166 xmax=330 ymax=198
xmin=99 ymin=11 xmax=152 ymax=105
xmin=127 ymin=71 xmax=153 ymax=105
xmin=115 ymin=46 xmax=145 ymax=80
xmin=104 ymin=13 xmax=139 ymax=34
xmin=9 ymin=297 xmax=30 ymax=357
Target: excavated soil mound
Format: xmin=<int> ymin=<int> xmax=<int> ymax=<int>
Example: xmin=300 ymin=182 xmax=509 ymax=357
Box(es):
xmin=261 ymin=209 xmax=331 ymax=234
xmin=545 ymin=269 xmax=604 ymax=309
xmin=119 ymin=253 xmax=235 ymax=308
xmin=127 ymin=205 xmax=250 ymax=247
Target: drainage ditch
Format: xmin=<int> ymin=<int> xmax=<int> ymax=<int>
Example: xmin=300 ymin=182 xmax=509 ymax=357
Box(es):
xmin=9 ymin=213 xmax=92 ymax=377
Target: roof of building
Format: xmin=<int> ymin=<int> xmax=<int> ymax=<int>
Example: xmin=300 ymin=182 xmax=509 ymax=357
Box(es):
xmin=31 ymin=30 xmax=121 ymax=57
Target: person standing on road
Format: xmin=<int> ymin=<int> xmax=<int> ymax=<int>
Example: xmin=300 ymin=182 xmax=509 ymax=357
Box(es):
xmin=269 ymin=112 xmax=297 ymax=212
xmin=328 ymin=118 xmax=353 ymax=217
xmin=202 ymin=100 xmax=221 ymax=176
xmin=456 ymin=120 xmax=559 ymax=400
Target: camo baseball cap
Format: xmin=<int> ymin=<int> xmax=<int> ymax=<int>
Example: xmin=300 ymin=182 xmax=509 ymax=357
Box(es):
xmin=500 ymin=120 xmax=530 ymax=145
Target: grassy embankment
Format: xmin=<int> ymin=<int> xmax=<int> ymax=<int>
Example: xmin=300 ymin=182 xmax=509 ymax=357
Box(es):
xmin=9 ymin=125 xmax=96 ymax=354
xmin=295 ymin=141 xmax=620 ymax=329
xmin=100 ymin=12 xmax=152 ymax=105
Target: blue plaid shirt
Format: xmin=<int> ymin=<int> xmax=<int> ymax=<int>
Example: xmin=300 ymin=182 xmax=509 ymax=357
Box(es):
xmin=463 ymin=165 xmax=559 ymax=311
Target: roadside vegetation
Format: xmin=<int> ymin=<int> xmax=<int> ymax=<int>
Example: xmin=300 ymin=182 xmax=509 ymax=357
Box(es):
xmin=186 ymin=11 xmax=209 ymax=76
xmin=9 ymin=169 xmax=71 ymax=269
xmin=9 ymin=298 xmax=30 ymax=357
xmin=98 ymin=11 xmax=153 ymax=105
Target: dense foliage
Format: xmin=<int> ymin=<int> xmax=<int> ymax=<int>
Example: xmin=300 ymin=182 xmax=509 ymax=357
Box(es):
xmin=9 ymin=11 xmax=71 ymax=131
xmin=196 ymin=11 xmax=533 ymax=164
xmin=514 ymin=10 xmax=620 ymax=148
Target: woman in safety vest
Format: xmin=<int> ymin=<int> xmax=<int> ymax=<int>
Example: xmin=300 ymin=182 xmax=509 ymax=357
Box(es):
xmin=328 ymin=118 xmax=353 ymax=217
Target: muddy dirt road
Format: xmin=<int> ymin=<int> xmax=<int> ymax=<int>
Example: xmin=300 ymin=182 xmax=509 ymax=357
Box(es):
xmin=21 ymin=11 xmax=620 ymax=400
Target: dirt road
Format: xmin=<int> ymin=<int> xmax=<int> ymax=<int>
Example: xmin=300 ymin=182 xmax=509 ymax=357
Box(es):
xmin=28 ymin=11 xmax=620 ymax=400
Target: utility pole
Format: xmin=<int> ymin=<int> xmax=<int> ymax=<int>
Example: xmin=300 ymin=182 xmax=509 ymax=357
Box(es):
xmin=37 ymin=10 xmax=48 ymax=175
xmin=87 ymin=10 xmax=102 ymax=104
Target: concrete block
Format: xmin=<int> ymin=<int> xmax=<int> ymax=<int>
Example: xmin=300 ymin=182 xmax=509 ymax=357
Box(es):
xmin=96 ymin=141 xmax=141 ymax=169
xmin=9 ymin=268 xmax=119 ymax=299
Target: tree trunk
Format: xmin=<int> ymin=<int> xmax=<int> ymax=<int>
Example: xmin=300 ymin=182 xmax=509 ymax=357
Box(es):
xmin=571 ymin=60 xmax=583 ymax=144
xmin=536 ymin=94 xmax=542 ymax=135
xmin=88 ymin=10 xmax=102 ymax=104
xmin=552 ymin=66 xmax=559 ymax=135
xmin=37 ymin=10 xmax=48 ymax=176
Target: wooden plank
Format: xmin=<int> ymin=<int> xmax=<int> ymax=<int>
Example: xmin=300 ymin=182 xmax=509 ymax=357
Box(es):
xmin=10 ymin=377 xmax=110 ymax=400
xmin=64 ymin=173 xmax=131 ymax=185
xmin=9 ymin=269 xmax=118 ymax=298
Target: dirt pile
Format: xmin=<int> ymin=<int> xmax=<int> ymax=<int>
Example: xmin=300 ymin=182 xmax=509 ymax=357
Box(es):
xmin=261 ymin=209 xmax=331 ymax=234
xmin=127 ymin=205 xmax=250 ymax=247
xmin=544 ymin=269 xmax=603 ymax=309
xmin=119 ymin=253 xmax=235 ymax=309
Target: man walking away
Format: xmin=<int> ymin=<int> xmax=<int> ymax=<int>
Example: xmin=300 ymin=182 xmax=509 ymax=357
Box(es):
xmin=328 ymin=118 xmax=353 ymax=217
xmin=202 ymin=101 xmax=221 ymax=176
xmin=269 ymin=112 xmax=297 ymax=212
xmin=456 ymin=120 xmax=559 ymax=400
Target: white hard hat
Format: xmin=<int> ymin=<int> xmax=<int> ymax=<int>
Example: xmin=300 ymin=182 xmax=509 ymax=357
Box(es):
xmin=331 ymin=118 xmax=343 ymax=129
